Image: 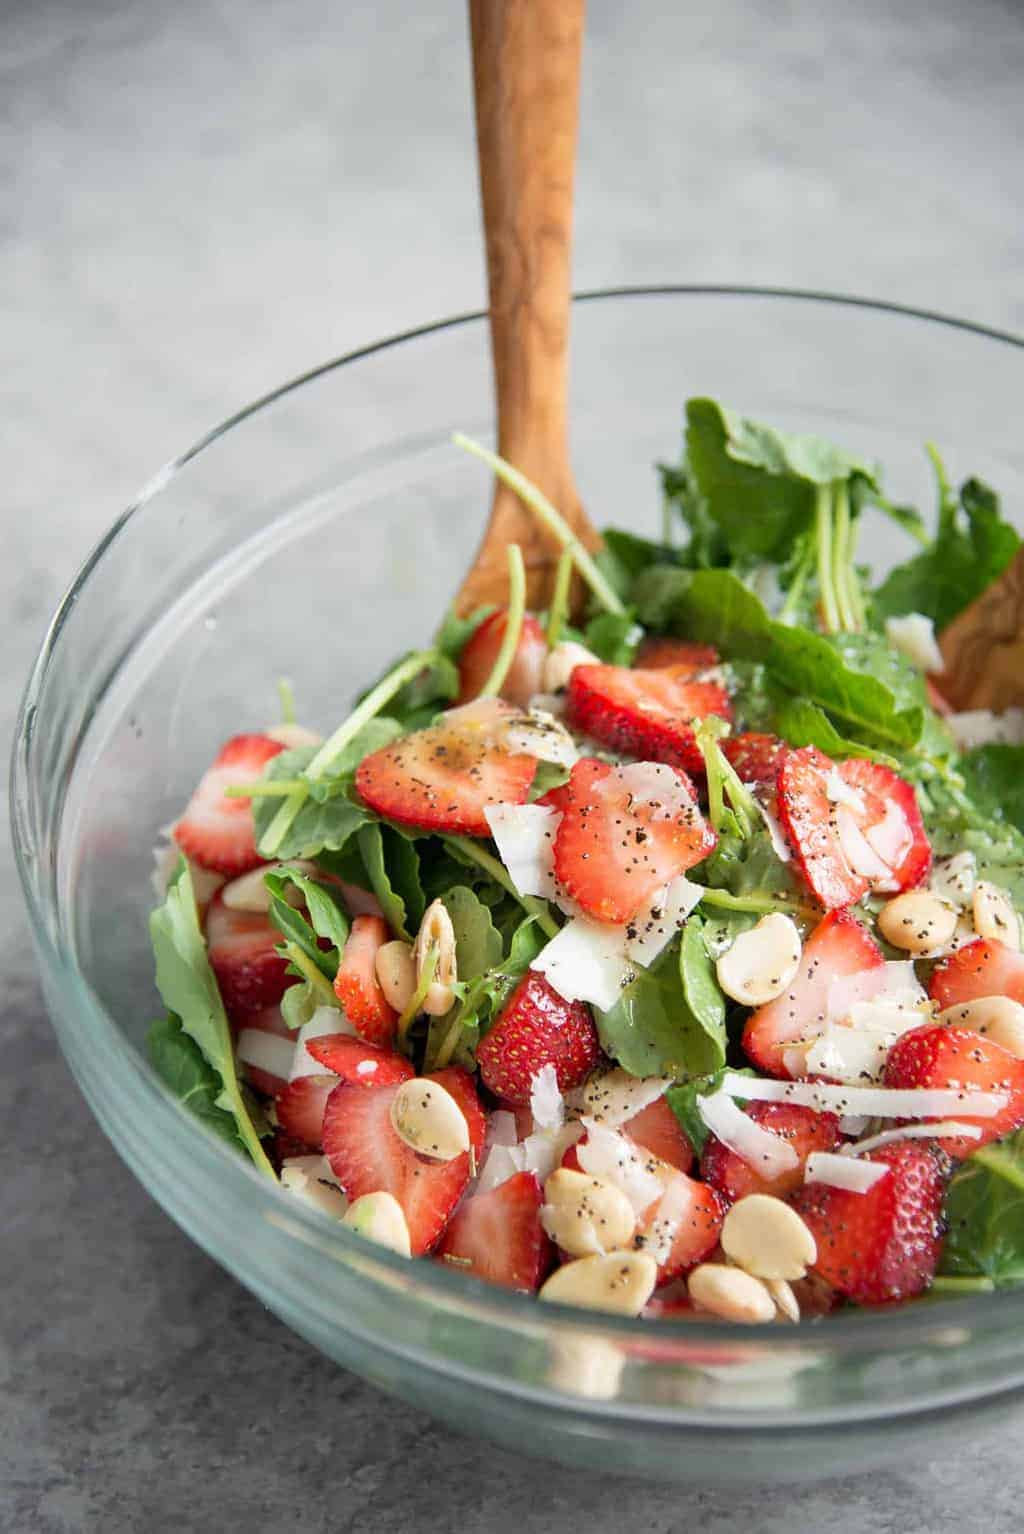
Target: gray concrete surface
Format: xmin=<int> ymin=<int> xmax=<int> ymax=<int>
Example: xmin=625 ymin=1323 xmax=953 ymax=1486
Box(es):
xmin=4 ymin=0 xmax=1024 ymax=1528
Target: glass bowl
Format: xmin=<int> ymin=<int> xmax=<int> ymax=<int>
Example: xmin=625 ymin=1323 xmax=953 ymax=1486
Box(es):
xmin=12 ymin=288 xmax=1024 ymax=1482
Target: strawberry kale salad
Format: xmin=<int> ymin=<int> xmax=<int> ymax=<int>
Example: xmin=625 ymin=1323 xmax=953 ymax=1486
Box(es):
xmin=148 ymin=398 xmax=1024 ymax=1325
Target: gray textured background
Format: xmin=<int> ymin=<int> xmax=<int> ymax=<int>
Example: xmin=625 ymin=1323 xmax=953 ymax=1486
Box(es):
xmin=4 ymin=1 xmax=1024 ymax=1529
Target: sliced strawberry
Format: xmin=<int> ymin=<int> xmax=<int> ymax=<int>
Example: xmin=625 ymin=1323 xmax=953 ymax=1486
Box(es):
xmin=173 ymin=733 xmax=285 ymax=876
xmin=701 ymin=1101 xmax=840 ymax=1201
xmin=436 ymin=1171 xmax=552 ymax=1291
xmin=929 ymin=937 xmax=1024 ymax=1011
xmin=836 ymin=759 xmax=931 ymax=891
xmin=533 ymin=782 xmax=571 ymax=812
xmin=457 ymin=609 xmax=548 ymax=709
xmin=552 ymin=757 xmax=716 ymax=924
xmin=722 ymin=732 xmax=788 ymax=785
xmin=566 ymin=664 xmax=731 ymax=774
xmin=323 ymin=1068 xmax=486 ymax=1255
xmin=622 ymin=1096 xmax=694 ymax=1174
xmin=270 ymin=1128 xmax=314 ymax=1167
xmin=791 ymin=1139 xmax=948 ymax=1304
xmin=476 ymin=972 xmax=601 ymax=1107
xmin=235 ymin=1002 xmax=293 ymax=1096
xmin=431 ymin=1065 xmax=489 ymax=1159
xmin=205 ymin=894 xmax=291 ymax=1020
xmin=883 ymin=1024 xmax=1024 ymax=1157
xmin=742 ymin=909 xmax=885 ymax=1077
xmin=355 ymin=698 xmax=538 ymax=835
xmin=634 ymin=637 xmax=719 ymax=674
xmin=305 ymin=1034 xmax=415 ymax=1088
xmin=635 ymin=1169 xmax=725 ymax=1284
xmin=777 ymin=747 xmax=930 ymax=909
xmin=333 ymin=915 xmax=398 ymax=1047
xmin=274 ymin=1075 xmax=337 ymax=1150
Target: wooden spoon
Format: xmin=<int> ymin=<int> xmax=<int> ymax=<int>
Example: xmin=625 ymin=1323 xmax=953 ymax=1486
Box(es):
xmin=939 ymin=547 xmax=1024 ymax=711
xmin=457 ymin=0 xmax=601 ymax=617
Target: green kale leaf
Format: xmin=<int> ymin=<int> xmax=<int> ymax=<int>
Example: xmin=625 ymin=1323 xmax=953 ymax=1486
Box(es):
xmin=596 ymin=929 xmax=726 ymax=1080
xmin=147 ymin=1012 xmax=244 ymax=1149
xmin=959 ymin=745 xmax=1024 ymax=836
xmin=940 ymin=1131 xmax=1024 ymax=1287
xmin=264 ymin=865 xmax=351 ymax=981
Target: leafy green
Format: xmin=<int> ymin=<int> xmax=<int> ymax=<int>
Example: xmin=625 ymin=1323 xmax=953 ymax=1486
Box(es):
xmin=147 ymin=1013 xmax=244 ymax=1149
xmin=252 ymin=743 xmax=377 ymax=860
xmin=940 ymin=1131 xmax=1024 ymax=1287
xmin=658 ymin=459 xmax=728 ymax=567
xmin=425 ymin=915 xmax=546 ymax=1071
xmin=528 ymin=760 xmax=572 ymax=801
xmin=583 ymin=610 xmax=642 ymax=666
xmin=666 ymin=1067 xmax=756 ymax=1156
xmin=596 ymin=933 xmax=726 ymax=1079
xmin=873 ymin=470 xmax=1018 ymax=631
xmin=679 ymin=917 xmax=727 ymax=1058
xmin=634 ymin=567 xmax=924 ymax=750
xmin=959 ymin=745 xmax=1024 ymax=835
xmin=280 ymin=979 xmax=324 ymax=1032
xmin=355 ymin=823 xmax=425 ymax=940
xmin=918 ymin=775 xmax=1024 ymax=909
xmin=443 ymin=885 xmax=504 ymax=984
xmin=264 ymin=865 xmax=351 ymax=980
xmin=596 ymin=528 xmax=684 ymax=599
xmin=435 ymin=604 xmax=495 ymax=660
xmin=772 ymin=697 xmax=898 ymax=766
xmin=149 ymin=865 xmax=274 ymax=1176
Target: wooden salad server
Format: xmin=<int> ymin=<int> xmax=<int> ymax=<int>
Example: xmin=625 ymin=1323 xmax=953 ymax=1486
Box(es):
xmin=457 ymin=0 xmax=601 ymax=616
xmin=940 ymin=547 xmax=1024 ymax=712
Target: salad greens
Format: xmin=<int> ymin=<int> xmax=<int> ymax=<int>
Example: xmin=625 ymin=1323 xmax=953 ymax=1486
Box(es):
xmin=940 ymin=1131 xmax=1024 ymax=1287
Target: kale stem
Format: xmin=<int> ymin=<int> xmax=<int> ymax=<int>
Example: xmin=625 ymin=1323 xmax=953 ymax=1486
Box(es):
xmin=546 ymin=546 xmax=575 ymax=649
xmin=453 ymin=434 xmax=626 ymax=616
xmin=480 ymin=545 xmax=526 ymax=698
xmin=446 ymin=836 xmax=560 ymax=939
xmin=831 ymin=483 xmax=861 ymax=633
xmin=261 ymin=787 xmax=309 ymax=860
xmin=283 ymin=942 xmax=337 ymax=1008
xmin=698 ymin=886 xmax=807 ymax=917
xmin=277 ymin=677 xmax=297 ymax=725
xmin=928 ymin=1275 xmax=996 ymax=1295
xmin=306 ymin=649 xmax=436 ymax=781
xmin=815 ymin=485 xmax=841 ymax=635
xmin=224 ymin=780 xmax=306 ymax=799
xmin=779 ymin=540 xmax=815 ymax=624
xmin=397 ymin=941 xmax=438 ymax=1043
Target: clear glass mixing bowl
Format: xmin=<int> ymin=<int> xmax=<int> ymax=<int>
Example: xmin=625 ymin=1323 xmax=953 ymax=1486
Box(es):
xmin=12 ymin=289 xmax=1024 ymax=1481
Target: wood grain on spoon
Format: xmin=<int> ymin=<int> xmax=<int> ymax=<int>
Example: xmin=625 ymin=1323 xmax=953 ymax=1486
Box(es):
xmin=459 ymin=0 xmax=600 ymax=617
xmin=940 ymin=545 xmax=1024 ymax=711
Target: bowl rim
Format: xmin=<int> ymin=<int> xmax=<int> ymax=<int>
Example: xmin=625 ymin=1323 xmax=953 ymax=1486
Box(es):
xmin=12 ymin=283 xmax=1024 ymax=1361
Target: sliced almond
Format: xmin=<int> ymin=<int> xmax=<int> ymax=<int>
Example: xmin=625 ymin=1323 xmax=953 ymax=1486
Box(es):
xmin=413 ymin=898 xmax=459 ymax=1016
xmin=938 ymin=995 xmax=1024 ymax=1059
xmin=375 ymin=939 xmax=417 ymax=1013
xmin=972 ymin=881 xmax=1021 ymax=950
xmin=342 ymin=1191 xmax=411 ymax=1257
xmin=877 ymin=891 xmax=959 ymax=954
xmin=390 ymin=1078 xmax=470 ymax=1162
xmin=721 ymin=1194 xmax=817 ymax=1280
xmin=539 ymin=1251 xmax=658 ymax=1317
xmin=221 ymin=859 xmax=319 ymax=913
xmin=716 ymin=913 xmax=802 ymax=1005
xmin=930 ymin=850 xmax=977 ymax=907
xmin=542 ymin=640 xmax=600 ymax=694
xmin=766 ymin=1277 xmax=801 ymax=1324
xmin=687 ymin=1263 xmax=777 ymax=1324
xmin=541 ymin=1168 xmax=637 ymax=1258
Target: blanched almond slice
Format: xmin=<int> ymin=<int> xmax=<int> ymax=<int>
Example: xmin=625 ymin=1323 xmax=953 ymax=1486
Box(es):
xmin=938 ymin=996 xmax=1024 ymax=1059
xmin=766 ymin=1277 xmax=801 ymax=1324
xmin=543 ymin=640 xmax=600 ymax=694
xmin=877 ymin=891 xmax=958 ymax=954
xmin=721 ymin=1194 xmax=817 ymax=1281
xmin=539 ymin=1251 xmax=658 ymax=1316
xmin=972 ymin=881 xmax=1021 ymax=950
xmin=390 ymin=1078 xmax=470 ymax=1161
xmin=930 ymin=850 xmax=977 ymax=907
xmin=687 ymin=1263 xmax=777 ymax=1324
xmin=375 ymin=940 xmax=417 ymax=1012
xmin=342 ymin=1192 xmax=412 ymax=1257
xmin=541 ymin=1168 xmax=637 ymax=1257
xmin=266 ymin=723 xmax=325 ymax=749
xmin=221 ymin=859 xmax=319 ymax=912
xmin=414 ymin=899 xmax=459 ymax=1016
xmin=715 ymin=913 xmax=802 ymax=1005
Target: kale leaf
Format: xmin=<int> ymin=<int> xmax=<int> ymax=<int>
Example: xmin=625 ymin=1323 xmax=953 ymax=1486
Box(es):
xmin=959 ymin=745 xmax=1024 ymax=836
xmin=940 ymin=1131 xmax=1024 ymax=1287
xmin=596 ymin=929 xmax=726 ymax=1080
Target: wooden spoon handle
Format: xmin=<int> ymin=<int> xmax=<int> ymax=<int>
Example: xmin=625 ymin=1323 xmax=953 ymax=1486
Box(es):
xmin=458 ymin=0 xmax=597 ymax=615
xmin=940 ymin=545 xmax=1024 ymax=711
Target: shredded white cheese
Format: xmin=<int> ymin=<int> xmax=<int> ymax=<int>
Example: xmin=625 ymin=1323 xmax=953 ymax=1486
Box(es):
xmin=577 ymin=1121 xmax=664 ymax=1213
xmin=236 ymin=1029 xmax=295 ymax=1082
xmin=884 ymin=613 xmax=944 ymax=674
xmin=842 ymin=1121 xmax=984 ymax=1156
xmin=530 ymin=1063 xmax=565 ymax=1132
xmin=947 ymin=708 xmax=1024 ymax=750
xmin=719 ymin=1072 xmax=1008 ymax=1119
xmin=804 ymin=1152 xmax=889 ymax=1194
xmin=696 ymin=1091 xmax=799 ymax=1178
xmin=484 ymin=802 xmax=561 ymax=900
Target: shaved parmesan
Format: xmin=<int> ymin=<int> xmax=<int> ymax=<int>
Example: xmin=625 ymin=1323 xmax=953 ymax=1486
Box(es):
xmin=515 ymin=1122 xmax=583 ymax=1184
xmin=756 ymin=798 xmax=792 ymax=863
xmin=826 ymin=768 xmax=866 ymax=811
xmin=580 ymin=1067 xmax=672 ymax=1127
xmin=502 ymin=709 xmax=579 ymax=768
xmin=863 ymin=799 xmax=913 ymax=871
xmin=804 ymin=1024 xmax=892 ymax=1084
xmin=486 ymin=1110 xmax=519 ymax=1150
xmin=641 ymin=1172 xmax=690 ymax=1265
xmin=843 ymin=1121 xmax=984 ymax=1156
xmin=530 ymin=1063 xmax=565 ymax=1132
xmin=289 ymin=1007 xmax=358 ymax=1081
xmin=720 ymin=1071 xmax=1008 ymax=1119
xmin=804 ymin=1152 xmax=888 ymax=1194
xmin=281 ymin=1155 xmax=349 ymax=1217
xmin=848 ymin=999 xmax=933 ymax=1037
xmin=577 ymin=1121 xmax=664 ymax=1212
xmin=484 ymin=802 xmax=561 ymax=900
xmin=475 ymin=1143 xmax=523 ymax=1194
xmin=623 ymin=876 xmax=703 ymax=967
xmin=884 ymin=613 xmax=944 ymax=674
xmin=827 ymin=963 xmax=924 ymax=1022
xmin=237 ymin=1029 xmax=295 ymax=1082
xmin=836 ymin=803 xmax=897 ymax=885
xmin=697 ymin=1091 xmax=799 ymax=1178
xmin=617 ymin=760 xmax=697 ymax=820
xmin=947 ymin=708 xmax=1024 ymax=750
xmin=532 ymin=916 xmax=636 ymax=1011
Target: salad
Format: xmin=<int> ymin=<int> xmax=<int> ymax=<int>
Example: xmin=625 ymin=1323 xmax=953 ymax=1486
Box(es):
xmin=148 ymin=397 xmax=1024 ymax=1326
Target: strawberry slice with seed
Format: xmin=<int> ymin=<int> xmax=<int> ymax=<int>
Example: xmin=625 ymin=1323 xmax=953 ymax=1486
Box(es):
xmin=355 ymin=698 xmax=538 ymax=836
xmin=476 ymin=972 xmax=601 ymax=1107
xmin=274 ymin=1075 xmax=337 ymax=1150
xmin=622 ymin=1096 xmax=694 ymax=1174
xmin=173 ymin=733 xmax=285 ymax=876
xmin=790 ymin=1139 xmax=948 ymax=1304
xmin=929 ymin=937 xmax=1024 ymax=1012
xmin=206 ymin=894 xmax=291 ymax=1020
xmin=634 ymin=637 xmax=720 ymax=674
xmin=565 ymin=663 xmax=731 ymax=773
xmin=835 ymin=759 xmax=931 ymax=892
xmin=333 ymin=915 xmax=398 ymax=1047
xmin=305 ymin=1034 xmax=415 ymax=1088
xmin=322 ymin=1066 xmax=486 ymax=1255
xmin=883 ymin=1023 xmax=1024 ymax=1157
xmin=701 ymin=1101 xmax=840 ymax=1201
xmin=722 ymin=732 xmax=788 ymax=785
xmin=634 ymin=1169 xmax=725 ymax=1285
xmin=435 ymin=1171 xmax=552 ymax=1290
xmin=552 ymin=757 xmax=716 ymax=924
xmin=741 ymin=909 xmax=885 ymax=1077
xmin=457 ymin=608 xmax=548 ymax=709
